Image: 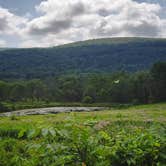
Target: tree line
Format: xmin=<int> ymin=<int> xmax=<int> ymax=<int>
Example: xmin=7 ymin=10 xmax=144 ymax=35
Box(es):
xmin=0 ymin=62 xmax=166 ymax=106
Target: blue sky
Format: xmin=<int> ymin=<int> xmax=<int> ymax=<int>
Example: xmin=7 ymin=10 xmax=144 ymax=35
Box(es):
xmin=0 ymin=0 xmax=166 ymax=48
xmin=0 ymin=0 xmax=42 ymax=16
xmin=0 ymin=0 xmax=165 ymax=15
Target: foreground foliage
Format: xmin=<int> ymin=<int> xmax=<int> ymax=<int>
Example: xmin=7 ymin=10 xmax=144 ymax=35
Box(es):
xmin=0 ymin=103 xmax=166 ymax=166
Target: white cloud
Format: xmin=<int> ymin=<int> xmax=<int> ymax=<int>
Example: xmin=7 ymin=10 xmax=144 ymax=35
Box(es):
xmin=20 ymin=35 xmax=73 ymax=48
xmin=1 ymin=0 xmax=166 ymax=47
xmin=0 ymin=6 xmax=27 ymax=35
xmin=0 ymin=39 xmax=7 ymax=47
xmin=20 ymin=0 xmax=166 ymax=47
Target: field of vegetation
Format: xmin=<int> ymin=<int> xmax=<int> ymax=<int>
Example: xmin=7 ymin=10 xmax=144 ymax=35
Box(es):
xmin=0 ymin=103 xmax=165 ymax=166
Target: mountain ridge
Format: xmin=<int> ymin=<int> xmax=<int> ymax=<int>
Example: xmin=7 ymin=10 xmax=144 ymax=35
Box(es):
xmin=1 ymin=37 xmax=166 ymax=50
xmin=0 ymin=37 xmax=166 ymax=79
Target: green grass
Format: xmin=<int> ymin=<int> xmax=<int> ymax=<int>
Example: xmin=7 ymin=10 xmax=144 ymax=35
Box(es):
xmin=0 ymin=103 xmax=166 ymax=166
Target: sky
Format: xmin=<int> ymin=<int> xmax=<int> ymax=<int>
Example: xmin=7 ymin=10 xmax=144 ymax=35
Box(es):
xmin=0 ymin=0 xmax=166 ymax=48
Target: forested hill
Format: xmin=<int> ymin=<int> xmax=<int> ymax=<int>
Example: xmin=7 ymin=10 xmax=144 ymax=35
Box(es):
xmin=0 ymin=37 xmax=166 ymax=79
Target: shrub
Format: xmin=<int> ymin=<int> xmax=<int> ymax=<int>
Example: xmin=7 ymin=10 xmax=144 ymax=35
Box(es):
xmin=0 ymin=102 xmax=11 ymax=113
xmin=10 ymin=115 xmax=18 ymax=121
xmin=82 ymin=96 xmax=93 ymax=104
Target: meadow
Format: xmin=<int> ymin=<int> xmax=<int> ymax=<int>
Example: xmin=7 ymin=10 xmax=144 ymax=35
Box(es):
xmin=0 ymin=103 xmax=166 ymax=166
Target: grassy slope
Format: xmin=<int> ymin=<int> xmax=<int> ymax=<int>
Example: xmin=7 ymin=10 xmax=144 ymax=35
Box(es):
xmin=0 ymin=103 xmax=165 ymax=165
xmin=0 ymin=103 xmax=166 ymax=127
xmin=0 ymin=103 xmax=165 ymax=132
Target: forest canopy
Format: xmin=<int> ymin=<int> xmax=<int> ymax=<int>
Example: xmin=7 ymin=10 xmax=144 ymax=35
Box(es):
xmin=0 ymin=38 xmax=166 ymax=79
xmin=0 ymin=62 xmax=165 ymax=111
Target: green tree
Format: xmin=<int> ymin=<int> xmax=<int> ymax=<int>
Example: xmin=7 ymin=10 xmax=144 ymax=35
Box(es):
xmin=10 ymin=83 xmax=26 ymax=101
xmin=109 ymin=75 xmax=134 ymax=103
xmin=150 ymin=62 xmax=166 ymax=102
xmin=133 ymin=72 xmax=151 ymax=103
xmin=26 ymin=80 xmax=48 ymax=101
xmin=57 ymin=76 xmax=83 ymax=102
xmin=0 ymin=81 xmax=10 ymax=101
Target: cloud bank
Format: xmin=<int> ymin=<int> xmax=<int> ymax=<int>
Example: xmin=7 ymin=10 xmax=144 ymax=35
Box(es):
xmin=0 ymin=0 xmax=166 ymax=47
xmin=0 ymin=39 xmax=7 ymax=47
xmin=0 ymin=7 xmax=27 ymax=35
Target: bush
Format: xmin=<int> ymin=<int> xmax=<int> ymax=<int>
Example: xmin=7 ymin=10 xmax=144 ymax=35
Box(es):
xmin=82 ymin=96 xmax=93 ymax=104
xmin=10 ymin=115 xmax=18 ymax=121
xmin=0 ymin=103 xmax=11 ymax=113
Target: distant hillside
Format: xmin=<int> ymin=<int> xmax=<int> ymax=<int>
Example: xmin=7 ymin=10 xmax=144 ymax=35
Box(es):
xmin=0 ymin=37 xmax=166 ymax=79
